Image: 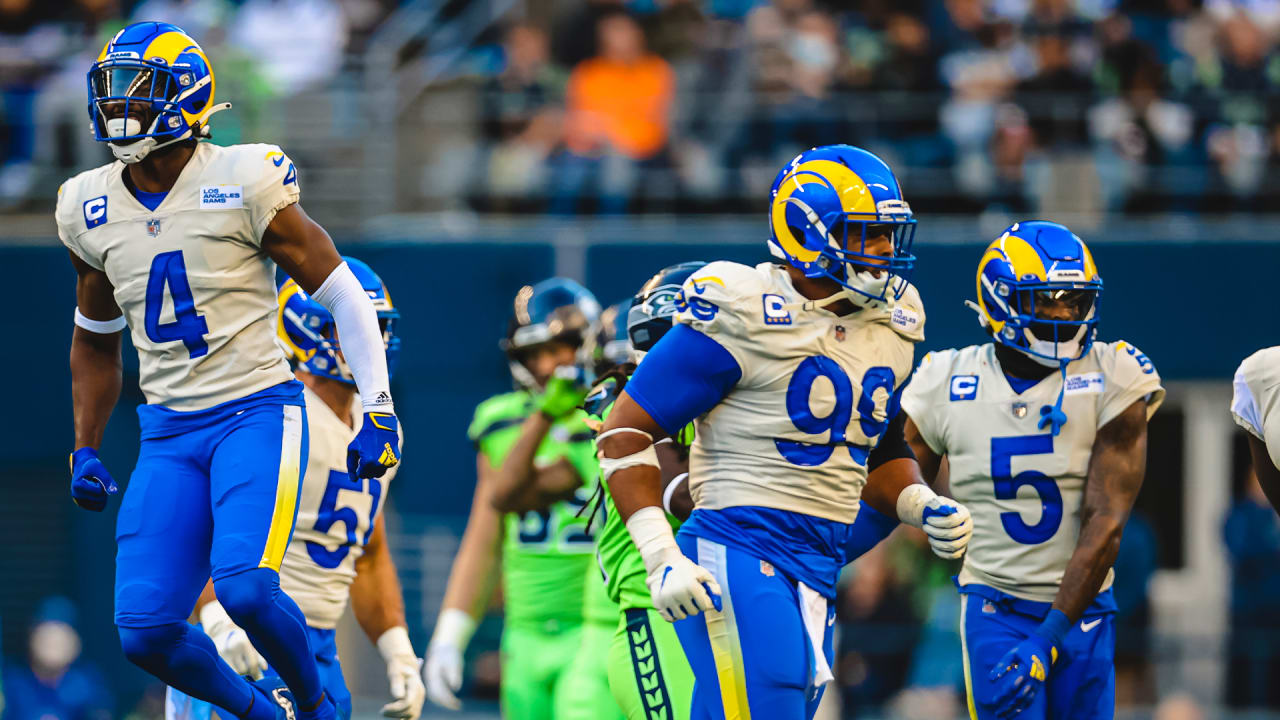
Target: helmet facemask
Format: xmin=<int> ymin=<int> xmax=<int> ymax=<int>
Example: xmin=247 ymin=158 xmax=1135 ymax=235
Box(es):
xmin=989 ymin=280 xmax=1101 ymax=367
xmin=88 ymin=55 xmax=227 ymax=163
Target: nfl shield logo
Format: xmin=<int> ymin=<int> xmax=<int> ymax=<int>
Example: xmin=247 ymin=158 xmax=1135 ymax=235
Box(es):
xmin=834 ymin=325 xmax=846 ymax=342
xmin=146 ymin=218 xmax=161 ymax=237
xmin=1012 ymin=402 xmax=1028 ymax=418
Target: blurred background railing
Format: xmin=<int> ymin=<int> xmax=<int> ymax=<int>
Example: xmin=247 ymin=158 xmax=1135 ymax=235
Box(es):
xmin=5 ymin=0 xmax=1280 ymax=718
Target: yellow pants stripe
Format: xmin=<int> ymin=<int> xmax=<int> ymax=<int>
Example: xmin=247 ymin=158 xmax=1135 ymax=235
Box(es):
xmin=959 ymin=595 xmax=979 ymax=720
xmin=697 ymin=538 xmax=751 ymax=720
xmin=259 ymin=404 xmax=303 ymax=571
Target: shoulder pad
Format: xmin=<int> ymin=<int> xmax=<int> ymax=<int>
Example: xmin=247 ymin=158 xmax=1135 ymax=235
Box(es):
xmin=1108 ymin=340 xmax=1158 ymax=377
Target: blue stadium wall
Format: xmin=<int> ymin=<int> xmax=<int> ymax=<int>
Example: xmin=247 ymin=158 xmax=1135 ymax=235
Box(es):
xmin=1 ymin=235 xmax=1276 ymax=707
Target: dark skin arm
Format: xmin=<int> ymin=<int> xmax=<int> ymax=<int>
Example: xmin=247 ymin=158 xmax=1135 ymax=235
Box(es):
xmin=861 ymin=457 xmax=926 ymax=518
xmin=351 ymin=515 xmax=409 ymax=643
xmin=903 ymin=415 xmax=943 ymax=488
xmin=599 ymin=390 xmax=671 ymax=523
xmin=656 ymin=440 xmax=694 ymax=521
xmin=69 ymin=251 xmax=124 ymax=450
xmin=1246 ymin=434 xmax=1280 ymax=513
xmin=1051 ymin=399 xmax=1149 ymax=621
xmin=260 ymin=203 xmax=344 ymax=295
xmin=489 ymin=412 xmax=582 ymax=513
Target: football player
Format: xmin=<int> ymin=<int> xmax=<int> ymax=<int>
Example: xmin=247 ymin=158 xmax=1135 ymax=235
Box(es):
xmin=900 ymin=221 xmax=1164 ymax=719
xmin=422 ymin=279 xmax=615 ymax=719
xmin=59 ymin=22 xmax=399 ymax=720
xmin=165 ymin=259 xmax=423 ymax=720
xmin=1231 ymin=347 xmax=1280 ymax=511
xmin=597 ymin=145 xmax=973 ymax=719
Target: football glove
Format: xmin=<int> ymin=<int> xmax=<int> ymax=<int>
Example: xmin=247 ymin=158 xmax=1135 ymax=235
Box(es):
xmin=896 ymin=484 xmax=973 ymax=559
xmin=988 ymin=609 xmax=1068 ymax=718
xmin=422 ymin=609 xmax=475 ymax=710
xmin=201 ymin=601 xmax=266 ymax=680
xmin=536 ymin=366 xmax=589 ymax=419
xmin=647 ymin=549 xmax=723 ymax=622
xmin=349 ymin=412 xmax=401 ymax=480
xmin=378 ymin=627 xmax=425 ymax=720
xmin=70 ymin=447 xmax=118 ymax=512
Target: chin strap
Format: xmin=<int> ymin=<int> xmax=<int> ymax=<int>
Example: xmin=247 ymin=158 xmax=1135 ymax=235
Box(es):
xmin=1038 ymin=362 xmax=1070 ymax=437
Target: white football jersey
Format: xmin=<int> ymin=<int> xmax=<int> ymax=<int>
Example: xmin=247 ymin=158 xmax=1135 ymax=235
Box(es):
xmin=1232 ymin=346 xmax=1280 ymax=470
xmin=56 ymin=142 xmax=300 ymax=411
xmin=279 ymin=386 xmax=402 ymax=630
xmin=675 ymin=261 xmax=925 ymax=524
xmin=901 ymin=341 xmax=1164 ymax=602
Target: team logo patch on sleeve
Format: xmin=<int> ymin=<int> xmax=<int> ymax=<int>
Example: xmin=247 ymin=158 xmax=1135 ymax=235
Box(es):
xmin=949 ymin=375 xmax=979 ymax=401
xmin=762 ymin=294 xmax=791 ymax=325
xmin=200 ymin=184 xmax=244 ymax=209
xmin=1064 ymin=372 xmax=1105 ymax=395
xmin=83 ymin=195 xmax=107 ymax=228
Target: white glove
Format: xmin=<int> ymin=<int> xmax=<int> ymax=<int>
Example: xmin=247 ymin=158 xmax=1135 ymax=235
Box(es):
xmin=627 ymin=506 xmax=722 ymax=622
xmin=897 ymin=484 xmax=973 ymax=559
xmin=200 ymin=601 xmax=266 ymax=680
xmin=422 ymin=608 xmax=475 ymax=710
xmin=378 ymin=627 xmax=426 ymax=720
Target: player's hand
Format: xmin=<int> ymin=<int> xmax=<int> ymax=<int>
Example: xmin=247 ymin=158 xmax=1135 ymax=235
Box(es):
xmin=988 ymin=610 xmax=1068 ymax=718
xmin=423 ymin=641 xmax=464 ymax=710
xmin=70 ymin=447 xmax=118 ymax=512
xmin=349 ymin=411 xmax=401 ymax=480
xmin=920 ymin=497 xmax=973 ymax=560
xmin=380 ymin=650 xmax=426 ymax=719
xmin=201 ymin=601 xmax=266 ymax=680
xmin=536 ymin=366 xmax=589 ymax=419
xmin=646 ymin=550 xmax=722 ymax=622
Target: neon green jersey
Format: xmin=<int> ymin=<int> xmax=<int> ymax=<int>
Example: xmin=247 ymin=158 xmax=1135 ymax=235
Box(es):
xmin=586 ymin=376 xmax=685 ymax=610
xmin=469 ymin=391 xmax=600 ymax=626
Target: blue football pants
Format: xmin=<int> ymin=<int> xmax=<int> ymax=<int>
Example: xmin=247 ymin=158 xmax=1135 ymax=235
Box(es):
xmin=961 ymin=592 xmax=1116 ymax=720
xmin=672 ymin=534 xmax=834 ymax=720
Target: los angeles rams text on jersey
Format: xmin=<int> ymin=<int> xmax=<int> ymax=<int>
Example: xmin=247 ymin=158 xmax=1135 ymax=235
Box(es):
xmin=901 ymin=341 xmax=1164 ymax=602
xmin=676 ymin=260 xmax=925 ymax=523
xmin=56 ymin=142 xmax=300 ymax=410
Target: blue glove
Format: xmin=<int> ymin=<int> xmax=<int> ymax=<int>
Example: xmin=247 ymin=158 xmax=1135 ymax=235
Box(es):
xmin=988 ymin=609 xmax=1069 ymax=718
xmin=70 ymin=447 xmax=118 ymax=512
xmin=348 ymin=411 xmax=401 ymax=480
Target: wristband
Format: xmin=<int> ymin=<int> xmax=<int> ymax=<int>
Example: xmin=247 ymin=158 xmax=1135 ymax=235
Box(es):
xmin=376 ymin=625 xmax=417 ymax=664
xmin=662 ymin=473 xmax=688 ymax=515
xmin=625 ymin=506 xmax=681 ymax=575
xmin=1035 ymin=608 xmax=1071 ymax=651
xmin=895 ymin=483 xmax=938 ymax=528
xmin=429 ymin=608 xmax=477 ymax=651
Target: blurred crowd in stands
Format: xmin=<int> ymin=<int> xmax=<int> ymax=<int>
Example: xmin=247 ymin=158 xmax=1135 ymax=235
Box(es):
xmin=465 ymin=0 xmax=1280 ymax=214
xmin=8 ymin=0 xmax=1280 ymax=216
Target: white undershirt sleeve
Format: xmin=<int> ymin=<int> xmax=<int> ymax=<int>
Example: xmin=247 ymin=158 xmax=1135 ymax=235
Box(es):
xmin=310 ymin=261 xmax=394 ymax=413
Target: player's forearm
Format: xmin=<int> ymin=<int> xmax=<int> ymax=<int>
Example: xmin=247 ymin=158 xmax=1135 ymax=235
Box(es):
xmin=1052 ymin=401 xmax=1147 ymax=621
xmin=488 ymin=413 xmax=554 ymax=512
xmin=70 ymin=327 xmax=122 ymax=449
xmin=443 ymin=472 xmax=504 ymax=620
xmin=352 ymin=535 xmax=408 ymax=644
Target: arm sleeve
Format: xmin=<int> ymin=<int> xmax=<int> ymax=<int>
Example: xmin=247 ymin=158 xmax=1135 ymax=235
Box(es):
xmin=842 ymin=503 xmax=899 ymax=564
xmin=247 ymin=145 xmax=301 ymax=242
xmin=625 ymin=324 xmax=742 ymax=435
xmin=1099 ymin=341 xmax=1165 ymax=428
xmin=868 ymin=408 xmax=915 ymax=472
xmin=310 ymin=261 xmax=393 ymax=413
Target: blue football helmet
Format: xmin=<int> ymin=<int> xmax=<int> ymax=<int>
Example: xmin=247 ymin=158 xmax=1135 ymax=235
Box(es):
xmin=628 ymin=261 xmax=706 ymax=357
xmin=277 ymin=258 xmax=400 ymax=384
xmin=974 ymin=221 xmax=1103 ymax=366
xmin=768 ymin=145 xmax=916 ymax=307
xmin=88 ymin=22 xmax=231 ymax=163
xmin=583 ymin=300 xmax=634 ymax=378
xmin=502 ymin=278 xmax=601 ymax=389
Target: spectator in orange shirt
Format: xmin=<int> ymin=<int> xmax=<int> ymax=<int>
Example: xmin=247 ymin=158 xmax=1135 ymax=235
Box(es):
xmin=552 ymin=10 xmax=677 ymax=214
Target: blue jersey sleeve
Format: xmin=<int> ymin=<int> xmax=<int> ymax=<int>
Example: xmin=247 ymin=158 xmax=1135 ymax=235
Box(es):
xmin=842 ymin=503 xmax=898 ymax=564
xmin=625 ymin=324 xmax=742 ymax=435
